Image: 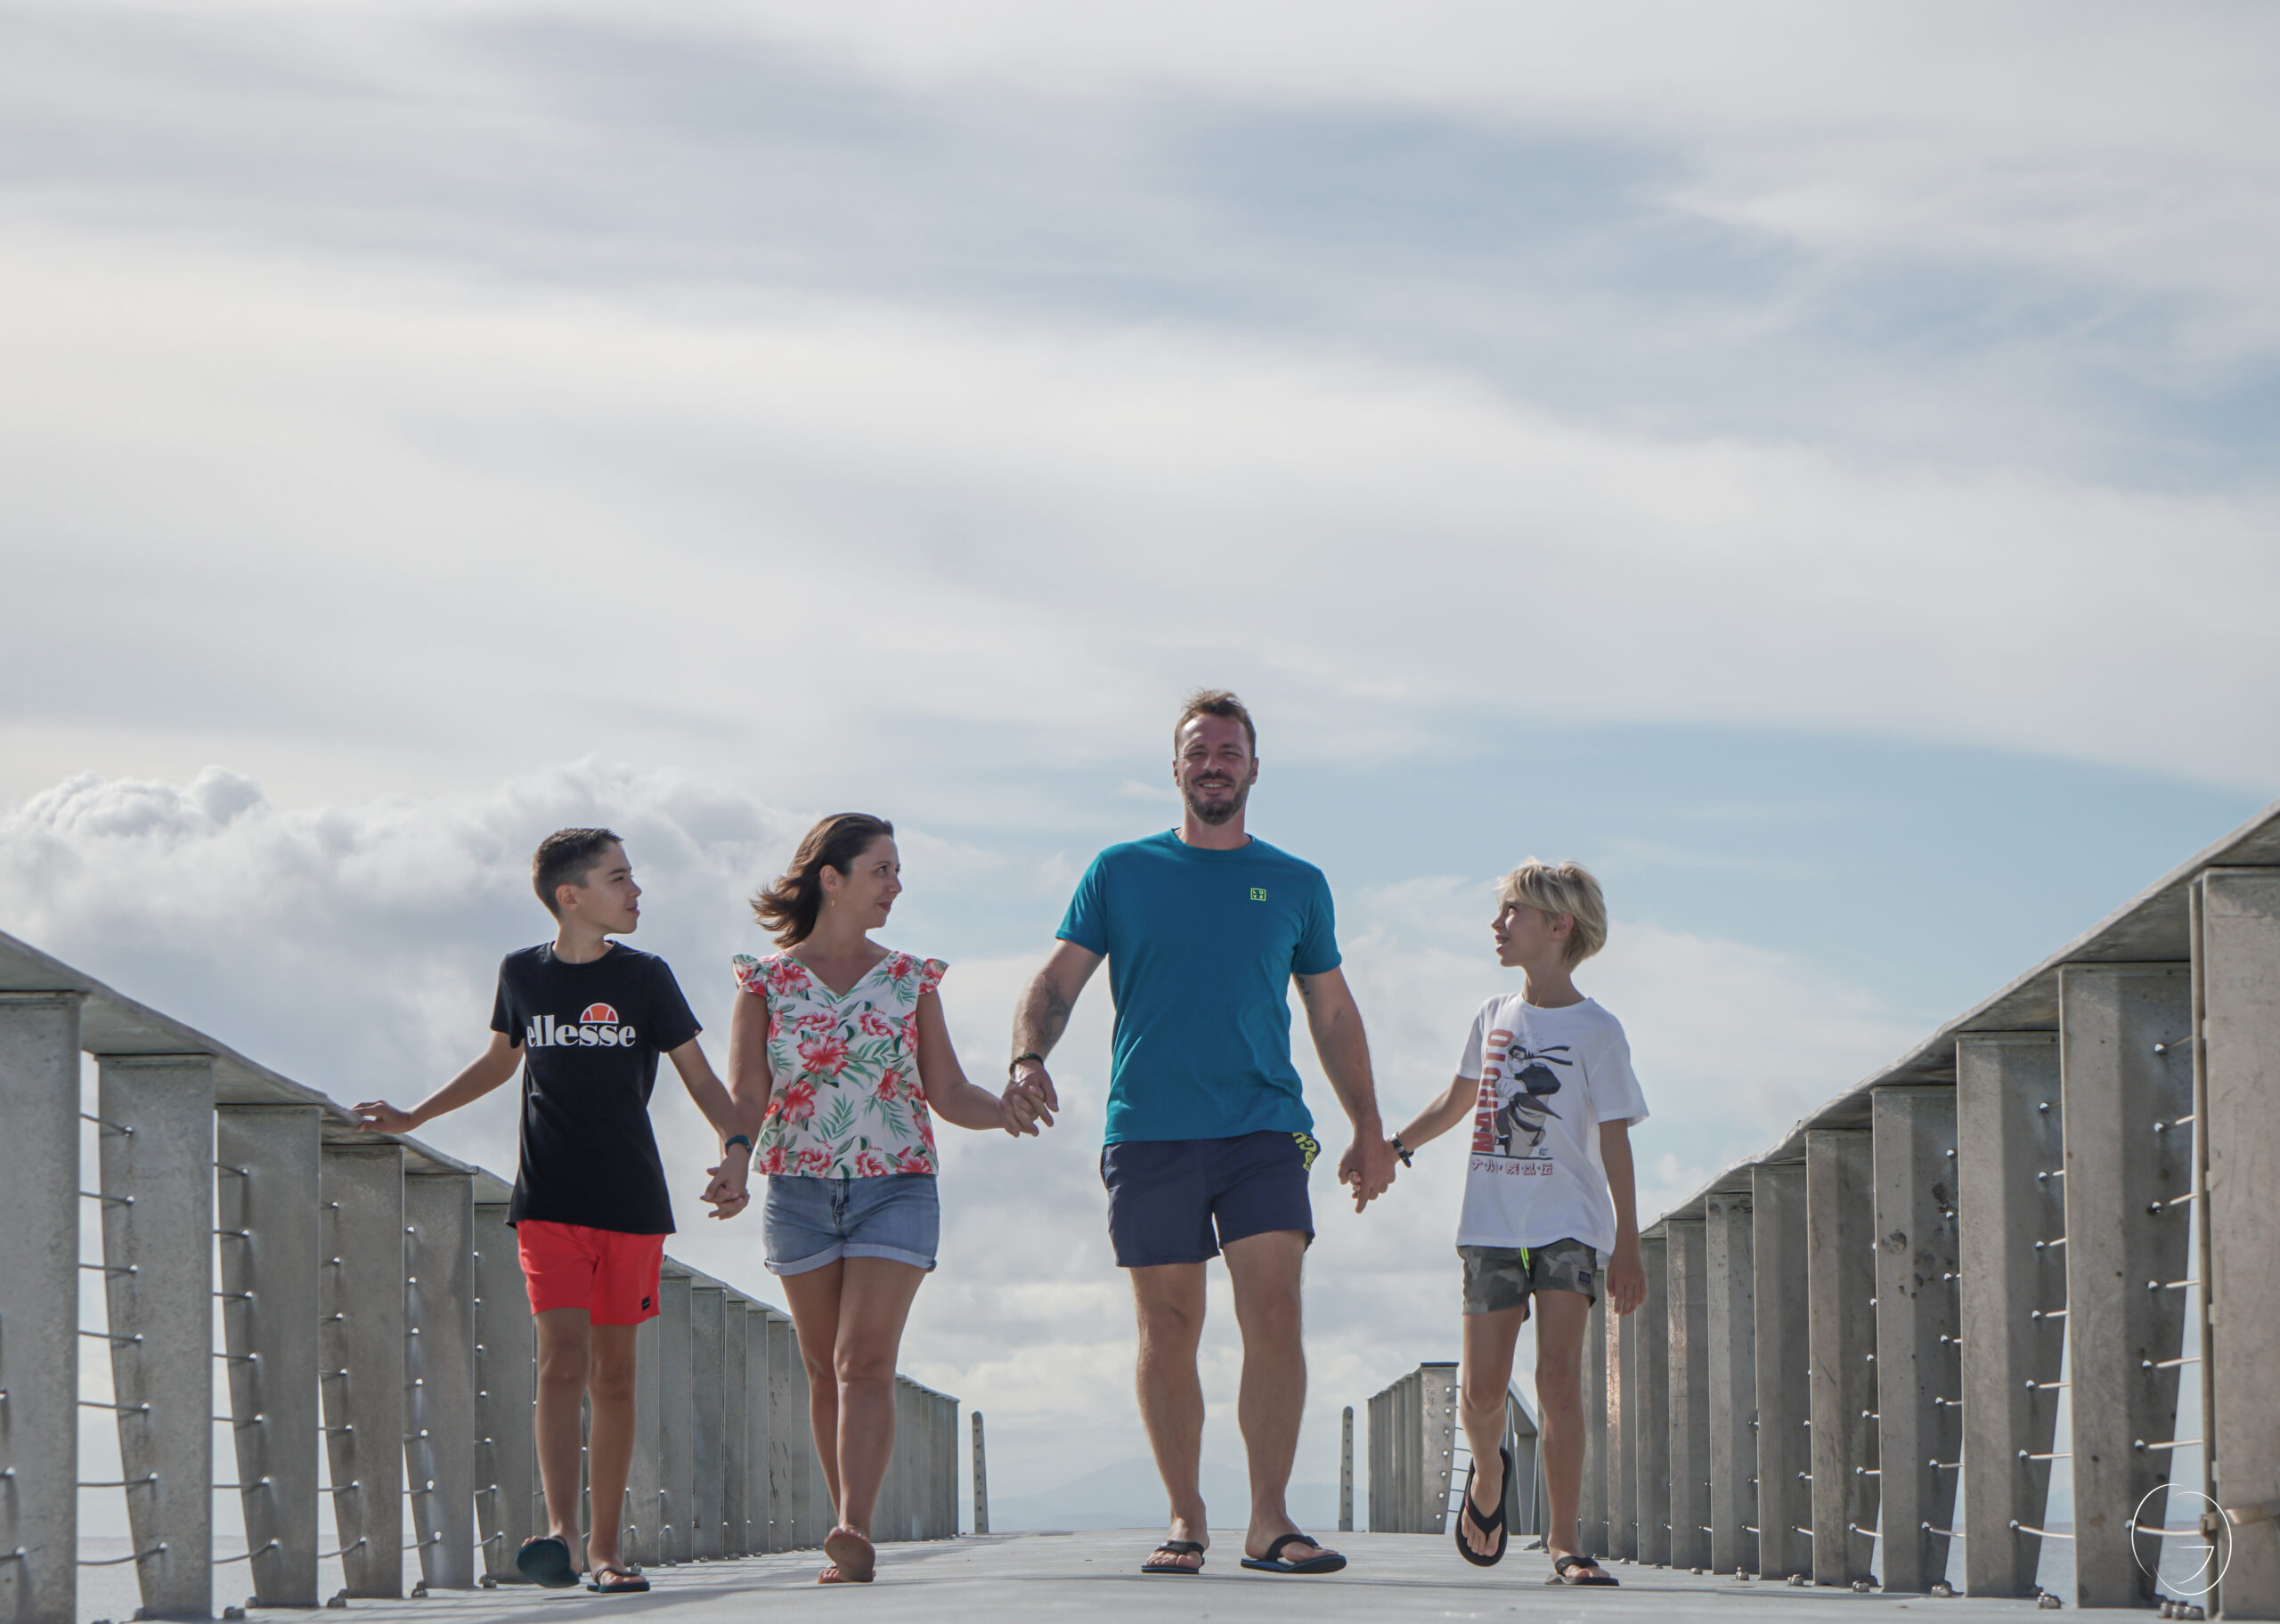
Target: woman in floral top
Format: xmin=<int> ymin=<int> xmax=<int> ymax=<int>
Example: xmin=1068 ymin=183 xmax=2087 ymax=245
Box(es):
xmin=727 ymin=813 xmax=1046 ymax=1585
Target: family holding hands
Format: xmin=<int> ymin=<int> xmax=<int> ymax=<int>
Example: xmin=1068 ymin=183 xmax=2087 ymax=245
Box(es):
xmin=355 ymin=689 xmax=1649 ymax=1592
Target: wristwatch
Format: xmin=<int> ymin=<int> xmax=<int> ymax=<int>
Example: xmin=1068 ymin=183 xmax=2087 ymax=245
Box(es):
xmin=1389 ymin=1134 xmax=1415 ymax=1168
xmin=1008 ymin=1052 xmax=1044 ymax=1080
xmin=723 ymin=1133 xmax=753 ymax=1155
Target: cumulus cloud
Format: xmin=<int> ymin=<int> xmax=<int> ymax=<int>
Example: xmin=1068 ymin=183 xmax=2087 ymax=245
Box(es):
xmin=6 ymin=763 xmax=1921 ymax=1511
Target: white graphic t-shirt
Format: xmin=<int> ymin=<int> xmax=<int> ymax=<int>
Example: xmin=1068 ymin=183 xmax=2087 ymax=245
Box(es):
xmin=1454 ymin=993 xmax=1649 ymax=1254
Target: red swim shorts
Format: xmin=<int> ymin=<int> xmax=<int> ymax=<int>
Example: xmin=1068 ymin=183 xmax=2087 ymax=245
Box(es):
xmin=517 ymin=1221 xmax=667 ymax=1326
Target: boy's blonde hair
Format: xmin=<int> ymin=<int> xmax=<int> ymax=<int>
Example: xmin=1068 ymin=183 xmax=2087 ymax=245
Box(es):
xmin=1498 ymin=857 xmax=1608 ymax=967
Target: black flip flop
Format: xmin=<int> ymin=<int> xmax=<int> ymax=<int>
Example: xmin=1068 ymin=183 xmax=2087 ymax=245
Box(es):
xmin=1549 ymin=1552 xmax=1620 ymax=1587
xmin=586 ymin=1563 xmax=650 ymax=1595
xmin=1455 ymin=1444 xmax=1510 ymax=1567
xmin=1241 ymin=1533 xmax=1347 ymax=1575
xmin=1141 ymin=1539 xmax=1206 ymax=1575
xmin=513 ymin=1535 xmax=578 ymax=1589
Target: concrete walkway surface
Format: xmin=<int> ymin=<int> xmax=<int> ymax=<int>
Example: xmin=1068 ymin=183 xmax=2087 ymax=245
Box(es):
xmin=305 ymin=1532 xmax=2064 ymax=1624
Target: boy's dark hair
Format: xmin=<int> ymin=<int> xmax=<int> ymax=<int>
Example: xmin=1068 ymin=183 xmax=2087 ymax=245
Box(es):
xmin=1173 ymin=687 xmax=1257 ymax=754
xmin=752 ymin=814 xmax=895 ymax=947
xmin=533 ymin=828 xmax=624 ymax=918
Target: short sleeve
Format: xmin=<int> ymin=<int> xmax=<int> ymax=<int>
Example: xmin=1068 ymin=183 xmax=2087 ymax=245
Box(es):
xmin=490 ymin=960 xmax=520 ymax=1046
xmin=1591 ymin=1020 xmax=1650 ymax=1125
xmin=1291 ymin=869 xmax=1341 ymax=977
xmin=917 ymin=958 xmax=948 ymax=999
xmin=1456 ymin=997 xmax=1496 ymax=1078
xmin=1055 ymin=853 xmax=1112 ymax=956
xmin=648 ymin=959 xmax=703 ymax=1053
xmin=730 ymin=954 xmax=765 ymax=996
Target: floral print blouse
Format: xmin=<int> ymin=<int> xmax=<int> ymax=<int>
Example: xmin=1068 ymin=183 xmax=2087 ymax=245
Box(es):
xmin=730 ymin=949 xmax=944 ymax=1179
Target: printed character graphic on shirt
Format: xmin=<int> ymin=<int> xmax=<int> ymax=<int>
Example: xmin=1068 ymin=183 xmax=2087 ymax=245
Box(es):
xmin=1469 ymin=1027 xmax=1574 ymax=1158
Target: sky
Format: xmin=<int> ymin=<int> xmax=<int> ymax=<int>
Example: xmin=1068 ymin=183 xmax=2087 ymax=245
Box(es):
xmin=9 ymin=0 xmax=2278 ymax=1539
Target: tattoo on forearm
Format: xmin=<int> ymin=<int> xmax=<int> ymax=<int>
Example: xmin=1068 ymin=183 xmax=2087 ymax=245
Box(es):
xmin=1015 ymin=980 xmax=1071 ymax=1059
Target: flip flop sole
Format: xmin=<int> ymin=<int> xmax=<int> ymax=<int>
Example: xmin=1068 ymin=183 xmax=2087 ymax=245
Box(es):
xmin=514 ymin=1537 xmax=578 ymax=1589
xmin=585 ymin=1568 xmax=649 ymax=1595
xmin=1141 ymin=1540 xmax=1206 ymax=1575
xmin=1240 ymin=1554 xmax=1348 ymax=1575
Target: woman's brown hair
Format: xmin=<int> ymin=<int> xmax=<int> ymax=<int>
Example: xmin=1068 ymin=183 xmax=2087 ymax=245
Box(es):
xmin=751 ymin=813 xmax=895 ymax=946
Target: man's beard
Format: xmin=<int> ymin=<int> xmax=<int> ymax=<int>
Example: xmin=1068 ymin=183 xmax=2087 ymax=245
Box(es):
xmin=1183 ymin=776 xmax=1248 ymax=825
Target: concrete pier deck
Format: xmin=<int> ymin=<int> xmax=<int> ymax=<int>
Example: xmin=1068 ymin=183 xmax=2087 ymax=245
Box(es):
xmin=305 ymin=1532 xmax=2060 ymax=1624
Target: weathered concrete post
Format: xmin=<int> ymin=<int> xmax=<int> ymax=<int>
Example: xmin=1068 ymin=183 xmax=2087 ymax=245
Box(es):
xmin=321 ymin=1144 xmax=407 ymax=1598
xmin=656 ymin=1268 xmax=693 ymax=1563
xmin=1805 ymin=1128 xmax=1877 ymax=1587
xmin=766 ymin=1307 xmax=811 ymax=1548
xmin=1340 ymin=1406 xmax=1354 ymax=1532
xmin=1753 ymin=1161 xmax=1812 ymax=1580
xmin=404 ymin=1171 xmax=479 ymax=1588
xmin=2198 ymin=869 xmax=2280 ymax=1621
xmin=1706 ymin=1189 xmax=1757 ymax=1577
xmin=627 ymin=1311 xmax=662 ymax=1563
xmin=1582 ymin=1294 xmax=1608 ymax=1555
xmin=972 ymin=1410 xmax=989 ymax=1535
xmin=1635 ymin=1232 xmax=1673 ymax=1565
xmin=1955 ymin=1032 xmax=2065 ymax=1598
xmin=97 ymin=1055 xmax=216 ymax=1622
xmin=470 ymin=1201 xmax=533 ymax=1583
xmin=2059 ymin=964 xmax=2194 ymax=1608
xmin=0 ymin=992 xmax=84 ymax=1624
xmin=216 ymin=1105 xmax=323 ymax=1608
xmin=1668 ymin=1216 xmax=1712 ymax=1571
xmin=688 ymin=1285 xmax=725 ymax=1560
xmin=745 ymin=1307 xmax=773 ymax=1550
xmin=1870 ymin=1085 xmax=1961 ymax=1593
xmin=721 ymin=1295 xmax=749 ymax=1556
xmin=1609 ymin=1294 xmax=1635 ymax=1558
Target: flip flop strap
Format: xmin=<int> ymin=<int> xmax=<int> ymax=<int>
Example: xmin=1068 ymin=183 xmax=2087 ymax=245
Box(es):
xmin=1153 ymin=1540 xmax=1204 ymax=1555
xmin=1261 ymin=1533 xmax=1319 ymax=1563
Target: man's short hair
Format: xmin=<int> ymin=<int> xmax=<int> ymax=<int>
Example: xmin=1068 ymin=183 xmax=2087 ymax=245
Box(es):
xmin=1499 ymin=858 xmax=1608 ymax=967
xmin=533 ymin=828 xmax=623 ymax=919
xmin=1173 ymin=687 xmax=1257 ymax=755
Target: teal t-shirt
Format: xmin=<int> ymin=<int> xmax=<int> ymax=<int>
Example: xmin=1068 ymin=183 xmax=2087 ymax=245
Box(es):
xmin=1056 ymin=831 xmax=1342 ymax=1144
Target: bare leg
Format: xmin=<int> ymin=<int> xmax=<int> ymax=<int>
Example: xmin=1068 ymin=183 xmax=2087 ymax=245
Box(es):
xmin=1459 ymin=1304 xmax=1526 ymax=1557
xmin=781 ymin=1262 xmax=848 ymax=1522
xmin=1221 ymin=1230 xmax=1332 ymax=1563
xmin=1129 ymin=1262 xmax=1209 ymax=1568
xmin=532 ymin=1309 xmax=592 ymax=1557
xmin=828 ymin=1258 xmax=927 ymax=1538
xmin=583 ymin=1324 xmax=639 ymax=1572
xmin=1534 ymin=1288 xmax=1597 ymax=1566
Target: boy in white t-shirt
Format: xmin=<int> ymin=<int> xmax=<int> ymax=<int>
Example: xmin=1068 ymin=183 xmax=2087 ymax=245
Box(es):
xmin=1388 ymin=858 xmax=1647 ymax=1585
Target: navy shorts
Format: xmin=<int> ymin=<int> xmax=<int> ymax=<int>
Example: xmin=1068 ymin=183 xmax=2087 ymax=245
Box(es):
xmin=1099 ymin=1130 xmax=1317 ymax=1268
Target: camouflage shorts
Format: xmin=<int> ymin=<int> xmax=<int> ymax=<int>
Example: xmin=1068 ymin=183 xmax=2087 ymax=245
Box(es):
xmin=1457 ymin=1237 xmax=1600 ymax=1316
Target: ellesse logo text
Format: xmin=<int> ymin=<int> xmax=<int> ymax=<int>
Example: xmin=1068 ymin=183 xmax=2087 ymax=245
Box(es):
xmin=526 ymin=1007 xmax=638 ymax=1048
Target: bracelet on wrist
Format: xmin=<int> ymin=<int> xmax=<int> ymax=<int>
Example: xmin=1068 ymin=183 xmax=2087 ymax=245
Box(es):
xmin=722 ymin=1133 xmax=753 ymax=1155
xmin=1009 ymin=1052 xmax=1044 ymax=1080
xmin=1389 ymin=1134 xmax=1415 ymax=1167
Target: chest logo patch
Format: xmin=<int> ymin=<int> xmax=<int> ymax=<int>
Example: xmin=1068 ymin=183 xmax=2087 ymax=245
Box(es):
xmin=1250 ymin=887 xmax=1267 ymax=901
xmin=579 ymin=1003 xmax=621 ymax=1024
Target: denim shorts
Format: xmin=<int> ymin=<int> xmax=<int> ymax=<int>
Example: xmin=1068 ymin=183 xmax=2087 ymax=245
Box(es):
xmin=763 ymin=1173 xmax=939 ymax=1275
xmin=1098 ymin=1130 xmax=1316 ymax=1268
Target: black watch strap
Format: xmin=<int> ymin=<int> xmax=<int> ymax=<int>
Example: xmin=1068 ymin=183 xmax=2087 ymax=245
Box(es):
xmin=1390 ymin=1134 xmax=1415 ymax=1167
xmin=1009 ymin=1052 xmax=1044 ymax=1079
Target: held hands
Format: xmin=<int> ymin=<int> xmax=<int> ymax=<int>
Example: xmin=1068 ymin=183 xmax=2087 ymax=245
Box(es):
xmin=1338 ymin=1133 xmax=1398 ymax=1213
xmin=1000 ymin=1064 xmax=1058 ymax=1137
xmin=1605 ymin=1236 xmax=1648 ymax=1315
xmin=701 ymin=1144 xmax=753 ymax=1221
xmin=353 ymin=1100 xmax=419 ymax=1135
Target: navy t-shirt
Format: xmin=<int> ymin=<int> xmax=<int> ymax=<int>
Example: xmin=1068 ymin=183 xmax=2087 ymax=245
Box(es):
xmin=1056 ymin=831 xmax=1341 ymax=1144
xmin=491 ymin=942 xmax=701 ymax=1234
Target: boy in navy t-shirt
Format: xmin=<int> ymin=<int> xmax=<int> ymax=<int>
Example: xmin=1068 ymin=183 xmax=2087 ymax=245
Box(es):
xmin=355 ymin=829 xmax=759 ymax=1594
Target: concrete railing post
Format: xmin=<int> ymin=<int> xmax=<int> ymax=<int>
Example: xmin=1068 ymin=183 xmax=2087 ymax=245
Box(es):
xmin=766 ymin=1307 xmax=810 ymax=1549
xmin=1669 ymin=1216 xmax=1711 ymax=1571
xmin=1870 ymin=1085 xmax=1961 ymax=1594
xmin=1805 ymin=1127 xmax=1877 ymax=1587
xmin=403 ymin=1171 xmax=478 ymax=1589
xmin=1582 ymin=1294 xmax=1608 ymax=1555
xmin=216 ymin=1105 xmax=323 ymax=1608
xmin=628 ymin=1311 xmax=662 ymax=1563
xmin=2198 ymin=869 xmax=2280 ymax=1621
xmin=972 ymin=1410 xmax=989 ymax=1536
xmin=656 ymin=1270 xmax=693 ymax=1563
xmin=0 ymin=993 xmax=84 ymax=1624
xmin=745 ymin=1306 xmax=772 ymax=1551
xmin=1609 ymin=1286 xmax=1635 ymax=1558
xmin=97 ymin=1055 xmax=216 ymax=1622
xmin=720 ymin=1295 xmax=748 ymax=1557
xmin=1423 ymin=1363 xmax=1459 ymax=1537
xmin=320 ymin=1144 xmax=407 ymax=1598
xmin=2059 ymin=964 xmax=2194 ymax=1608
xmin=1706 ymin=1189 xmax=1757 ymax=1577
xmin=470 ymin=1201 xmax=533 ymax=1583
xmin=688 ymin=1286 xmax=724 ymax=1560
xmin=1753 ymin=1160 xmax=1811 ymax=1581
xmin=1636 ymin=1232 xmax=1673 ymax=1565
xmin=1956 ymin=1032 xmax=2065 ymax=1597
xmin=1340 ymin=1407 xmax=1354 ymax=1533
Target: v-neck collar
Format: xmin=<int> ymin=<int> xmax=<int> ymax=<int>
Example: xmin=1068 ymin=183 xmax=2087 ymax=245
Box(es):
xmin=786 ymin=949 xmax=892 ymax=1003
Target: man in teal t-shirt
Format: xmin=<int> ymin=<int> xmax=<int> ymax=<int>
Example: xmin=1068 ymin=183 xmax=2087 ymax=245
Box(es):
xmin=1012 ymin=690 xmax=1398 ymax=1580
